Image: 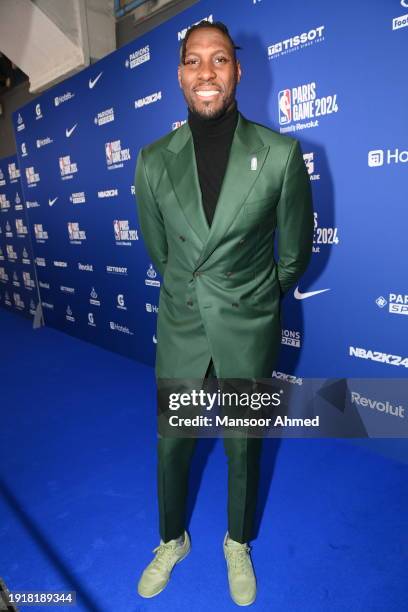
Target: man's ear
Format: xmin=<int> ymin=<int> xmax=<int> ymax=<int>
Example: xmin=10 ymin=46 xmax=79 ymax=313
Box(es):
xmin=177 ymin=65 xmax=182 ymax=88
xmin=236 ymin=60 xmax=242 ymax=84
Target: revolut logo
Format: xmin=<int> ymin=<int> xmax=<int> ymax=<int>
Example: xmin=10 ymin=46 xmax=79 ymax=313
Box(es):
xmin=351 ymin=392 xmax=405 ymax=418
xmin=268 ymin=25 xmax=325 ymax=59
xmin=368 ymin=148 xmax=408 ymax=167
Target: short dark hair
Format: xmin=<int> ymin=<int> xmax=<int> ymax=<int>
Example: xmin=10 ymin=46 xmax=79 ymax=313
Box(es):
xmin=179 ymin=20 xmax=241 ymax=65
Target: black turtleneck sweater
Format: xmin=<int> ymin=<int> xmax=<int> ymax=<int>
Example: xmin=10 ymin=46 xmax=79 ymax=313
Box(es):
xmin=188 ymin=102 xmax=239 ymax=227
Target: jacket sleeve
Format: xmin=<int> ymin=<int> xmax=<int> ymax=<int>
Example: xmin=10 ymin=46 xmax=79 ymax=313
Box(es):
xmin=276 ymin=139 xmax=314 ymax=295
xmin=134 ymin=148 xmax=168 ymax=277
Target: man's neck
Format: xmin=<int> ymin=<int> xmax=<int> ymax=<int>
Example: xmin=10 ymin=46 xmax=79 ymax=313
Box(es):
xmin=188 ymin=101 xmax=239 ymax=138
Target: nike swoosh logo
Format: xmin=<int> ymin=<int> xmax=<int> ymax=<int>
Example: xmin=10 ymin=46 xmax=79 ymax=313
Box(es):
xmin=48 ymin=197 xmax=58 ymax=206
xmin=88 ymin=72 xmax=103 ymax=89
xmin=294 ymin=287 xmax=330 ymax=300
xmin=65 ymin=124 xmax=77 ymax=137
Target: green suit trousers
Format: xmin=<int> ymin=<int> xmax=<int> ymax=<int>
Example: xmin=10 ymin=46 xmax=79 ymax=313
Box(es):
xmin=157 ymin=359 xmax=263 ymax=544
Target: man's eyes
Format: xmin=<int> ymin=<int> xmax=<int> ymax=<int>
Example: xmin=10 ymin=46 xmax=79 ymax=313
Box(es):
xmin=184 ymin=57 xmax=229 ymax=65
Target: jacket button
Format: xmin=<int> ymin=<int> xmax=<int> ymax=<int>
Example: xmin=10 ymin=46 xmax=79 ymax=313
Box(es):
xmin=232 ymin=302 xmax=239 ymax=308
xmin=179 ymin=235 xmax=186 ymax=241
xmin=187 ymin=300 xmax=193 ymax=306
xmin=193 ymin=271 xmax=201 ymax=277
xmin=225 ymin=271 xmax=233 ymax=277
xmin=239 ymin=238 xmax=245 ymax=245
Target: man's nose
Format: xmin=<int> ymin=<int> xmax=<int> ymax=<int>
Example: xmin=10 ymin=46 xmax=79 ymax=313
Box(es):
xmin=197 ymin=60 xmax=217 ymax=81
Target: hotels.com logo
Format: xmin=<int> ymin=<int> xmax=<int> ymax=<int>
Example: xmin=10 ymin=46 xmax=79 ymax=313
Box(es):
xmin=368 ymin=148 xmax=408 ymax=167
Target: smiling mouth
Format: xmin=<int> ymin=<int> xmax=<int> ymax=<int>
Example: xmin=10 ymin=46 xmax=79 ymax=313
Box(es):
xmin=194 ymin=89 xmax=221 ymax=98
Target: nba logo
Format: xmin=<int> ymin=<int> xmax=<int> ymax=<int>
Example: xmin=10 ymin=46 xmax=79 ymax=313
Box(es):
xmin=105 ymin=142 xmax=113 ymax=165
xmin=113 ymin=220 xmax=120 ymax=240
xmin=278 ymin=89 xmax=292 ymax=125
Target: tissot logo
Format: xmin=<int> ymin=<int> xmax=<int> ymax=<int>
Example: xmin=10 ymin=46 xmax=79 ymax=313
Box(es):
xmin=268 ymin=26 xmax=325 ymax=59
xmin=106 ymin=265 xmax=128 ymax=275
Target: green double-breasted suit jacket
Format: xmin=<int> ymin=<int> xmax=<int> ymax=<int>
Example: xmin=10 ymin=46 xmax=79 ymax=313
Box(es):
xmin=134 ymin=113 xmax=314 ymax=379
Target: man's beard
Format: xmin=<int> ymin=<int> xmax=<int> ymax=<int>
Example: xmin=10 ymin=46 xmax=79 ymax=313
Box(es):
xmin=185 ymin=86 xmax=236 ymax=121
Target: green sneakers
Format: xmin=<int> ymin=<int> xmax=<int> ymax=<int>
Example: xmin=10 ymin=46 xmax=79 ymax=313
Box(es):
xmin=137 ymin=531 xmax=191 ymax=598
xmin=223 ymin=532 xmax=257 ymax=606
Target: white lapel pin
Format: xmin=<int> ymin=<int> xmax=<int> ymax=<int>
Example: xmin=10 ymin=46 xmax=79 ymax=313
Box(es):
xmin=251 ymin=156 xmax=257 ymax=171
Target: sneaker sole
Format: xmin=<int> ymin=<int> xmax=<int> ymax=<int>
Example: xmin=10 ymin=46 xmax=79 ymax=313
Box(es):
xmin=137 ymin=542 xmax=191 ymax=598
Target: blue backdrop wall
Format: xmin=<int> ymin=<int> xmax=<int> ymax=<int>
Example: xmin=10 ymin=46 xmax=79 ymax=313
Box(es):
xmin=5 ymin=0 xmax=407 ymax=376
xmin=0 ymin=154 xmax=40 ymax=318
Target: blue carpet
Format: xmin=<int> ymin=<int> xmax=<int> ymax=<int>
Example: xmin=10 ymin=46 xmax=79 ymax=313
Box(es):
xmin=0 ymin=308 xmax=407 ymax=611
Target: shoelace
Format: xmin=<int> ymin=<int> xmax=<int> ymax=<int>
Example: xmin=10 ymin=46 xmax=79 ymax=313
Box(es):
xmin=150 ymin=541 xmax=180 ymax=572
xmin=226 ymin=543 xmax=252 ymax=574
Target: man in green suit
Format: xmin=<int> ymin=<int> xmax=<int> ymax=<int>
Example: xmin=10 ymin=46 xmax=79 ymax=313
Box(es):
xmin=135 ymin=20 xmax=313 ymax=606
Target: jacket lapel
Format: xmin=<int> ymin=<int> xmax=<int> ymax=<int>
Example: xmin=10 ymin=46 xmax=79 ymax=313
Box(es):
xmin=163 ymin=125 xmax=210 ymax=245
xmin=163 ymin=113 xmax=270 ymax=263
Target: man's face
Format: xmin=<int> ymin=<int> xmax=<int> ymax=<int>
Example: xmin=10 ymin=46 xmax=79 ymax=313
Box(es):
xmin=178 ymin=27 xmax=241 ymax=120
